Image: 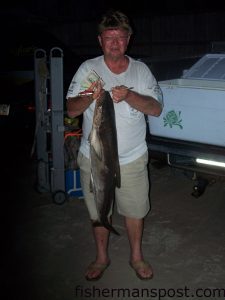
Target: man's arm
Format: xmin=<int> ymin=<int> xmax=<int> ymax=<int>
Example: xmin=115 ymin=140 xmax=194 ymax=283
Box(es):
xmin=67 ymin=95 xmax=93 ymax=118
xmin=66 ymin=81 xmax=102 ymax=118
xmin=125 ymin=90 xmax=162 ymax=116
xmin=111 ymin=86 xmax=162 ymax=117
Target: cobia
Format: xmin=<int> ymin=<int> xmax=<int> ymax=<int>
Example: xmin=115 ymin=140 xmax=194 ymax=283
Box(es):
xmin=89 ymin=90 xmax=120 ymax=235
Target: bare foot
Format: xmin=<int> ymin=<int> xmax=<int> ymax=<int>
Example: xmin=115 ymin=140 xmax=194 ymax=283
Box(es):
xmin=130 ymin=260 xmax=153 ymax=280
xmin=85 ymin=260 xmax=110 ymax=281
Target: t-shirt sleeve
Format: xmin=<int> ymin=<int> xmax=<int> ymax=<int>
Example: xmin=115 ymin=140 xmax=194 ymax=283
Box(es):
xmin=66 ymin=61 xmax=89 ymax=99
xmin=138 ymin=62 xmax=164 ymax=107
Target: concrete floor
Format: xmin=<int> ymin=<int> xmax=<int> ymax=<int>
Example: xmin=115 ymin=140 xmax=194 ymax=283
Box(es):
xmin=2 ymin=136 xmax=225 ymax=300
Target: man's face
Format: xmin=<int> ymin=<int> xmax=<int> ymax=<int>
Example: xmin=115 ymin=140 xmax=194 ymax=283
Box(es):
xmin=98 ymin=28 xmax=130 ymax=60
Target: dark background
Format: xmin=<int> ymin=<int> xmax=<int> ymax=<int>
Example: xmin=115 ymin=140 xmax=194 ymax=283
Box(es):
xmin=1 ymin=0 xmax=225 ymax=57
xmin=1 ymin=2 xmax=225 ymax=299
xmin=1 ymin=0 xmax=225 ymax=152
xmin=1 ymin=0 xmax=225 ymax=79
xmin=1 ymin=0 xmax=225 ymax=134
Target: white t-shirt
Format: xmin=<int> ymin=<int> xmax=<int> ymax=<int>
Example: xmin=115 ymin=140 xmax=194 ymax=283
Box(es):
xmin=66 ymin=55 xmax=163 ymax=165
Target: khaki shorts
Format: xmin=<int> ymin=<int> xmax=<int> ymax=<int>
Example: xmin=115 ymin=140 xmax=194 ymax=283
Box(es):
xmin=77 ymin=151 xmax=150 ymax=220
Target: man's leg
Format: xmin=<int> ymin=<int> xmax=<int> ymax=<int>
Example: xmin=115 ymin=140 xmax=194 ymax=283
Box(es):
xmin=125 ymin=217 xmax=153 ymax=279
xmin=85 ymin=225 xmax=110 ymax=280
xmin=78 ymin=152 xmax=111 ymax=280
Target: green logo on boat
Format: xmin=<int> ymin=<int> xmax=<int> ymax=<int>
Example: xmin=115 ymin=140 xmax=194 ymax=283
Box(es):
xmin=163 ymin=110 xmax=183 ymax=129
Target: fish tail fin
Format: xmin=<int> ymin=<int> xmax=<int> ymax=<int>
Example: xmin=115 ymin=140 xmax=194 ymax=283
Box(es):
xmin=93 ymin=219 xmax=120 ymax=236
xmin=103 ymin=221 xmax=120 ymax=236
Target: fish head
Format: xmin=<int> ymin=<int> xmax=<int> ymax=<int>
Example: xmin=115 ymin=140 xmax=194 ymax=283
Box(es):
xmin=92 ymin=91 xmax=106 ymax=126
xmin=93 ymin=105 xmax=103 ymax=127
xmin=92 ymin=91 xmax=114 ymax=128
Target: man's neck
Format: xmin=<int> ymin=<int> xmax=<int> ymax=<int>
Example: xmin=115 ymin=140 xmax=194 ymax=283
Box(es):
xmin=104 ymin=55 xmax=129 ymax=74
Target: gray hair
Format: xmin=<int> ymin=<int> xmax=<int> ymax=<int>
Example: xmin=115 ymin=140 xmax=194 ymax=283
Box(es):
xmin=98 ymin=10 xmax=133 ymax=35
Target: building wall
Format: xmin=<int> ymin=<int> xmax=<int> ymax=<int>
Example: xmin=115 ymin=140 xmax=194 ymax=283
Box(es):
xmin=48 ymin=11 xmax=225 ymax=59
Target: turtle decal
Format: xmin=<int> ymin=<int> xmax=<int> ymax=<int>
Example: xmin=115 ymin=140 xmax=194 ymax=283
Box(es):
xmin=163 ymin=110 xmax=183 ymax=129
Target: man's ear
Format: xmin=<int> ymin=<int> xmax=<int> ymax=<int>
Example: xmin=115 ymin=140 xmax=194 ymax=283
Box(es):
xmin=98 ymin=35 xmax=102 ymax=46
xmin=127 ymin=34 xmax=131 ymax=45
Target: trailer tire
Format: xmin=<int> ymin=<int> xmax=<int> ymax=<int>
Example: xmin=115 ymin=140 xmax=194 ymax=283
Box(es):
xmin=53 ymin=190 xmax=67 ymax=205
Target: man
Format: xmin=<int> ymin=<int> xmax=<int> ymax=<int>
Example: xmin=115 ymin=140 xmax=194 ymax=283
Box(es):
xmin=66 ymin=10 xmax=163 ymax=281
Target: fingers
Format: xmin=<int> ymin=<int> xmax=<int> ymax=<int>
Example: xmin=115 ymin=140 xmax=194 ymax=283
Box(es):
xmin=92 ymin=81 xmax=103 ymax=101
xmin=111 ymin=85 xmax=130 ymax=103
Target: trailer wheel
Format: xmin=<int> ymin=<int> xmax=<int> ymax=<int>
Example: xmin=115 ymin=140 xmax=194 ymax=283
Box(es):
xmin=191 ymin=178 xmax=209 ymax=198
xmin=52 ymin=190 xmax=67 ymax=205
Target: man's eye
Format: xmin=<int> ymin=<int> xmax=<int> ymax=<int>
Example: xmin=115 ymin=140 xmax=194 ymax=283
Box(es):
xmin=104 ymin=36 xmax=128 ymax=42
